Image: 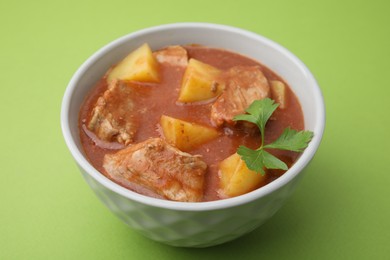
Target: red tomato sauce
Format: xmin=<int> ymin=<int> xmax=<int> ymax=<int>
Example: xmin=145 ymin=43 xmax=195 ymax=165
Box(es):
xmin=79 ymin=45 xmax=305 ymax=201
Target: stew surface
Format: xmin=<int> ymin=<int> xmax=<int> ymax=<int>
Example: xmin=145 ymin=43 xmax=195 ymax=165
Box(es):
xmin=79 ymin=45 xmax=304 ymax=201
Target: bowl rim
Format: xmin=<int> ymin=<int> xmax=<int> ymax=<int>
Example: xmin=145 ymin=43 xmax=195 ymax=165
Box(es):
xmin=61 ymin=22 xmax=325 ymax=211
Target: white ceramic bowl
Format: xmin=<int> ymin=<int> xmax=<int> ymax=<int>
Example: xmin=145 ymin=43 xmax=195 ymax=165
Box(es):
xmin=61 ymin=23 xmax=325 ymax=247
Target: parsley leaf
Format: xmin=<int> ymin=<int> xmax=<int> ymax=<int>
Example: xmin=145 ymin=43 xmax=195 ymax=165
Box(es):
xmin=236 ymin=146 xmax=266 ymax=175
xmin=262 ymin=150 xmax=289 ymax=170
xmin=264 ymin=127 xmax=314 ymax=152
xmin=234 ymin=98 xmax=278 ymax=145
xmin=233 ymin=98 xmax=314 ymax=175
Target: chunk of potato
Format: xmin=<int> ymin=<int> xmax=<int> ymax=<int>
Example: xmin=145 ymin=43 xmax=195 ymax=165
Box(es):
xmin=160 ymin=115 xmax=219 ymax=151
xmin=270 ymin=80 xmax=287 ymax=109
xmin=107 ymin=43 xmax=159 ymax=83
xmin=178 ymin=59 xmax=223 ymax=103
xmin=219 ymin=153 xmax=266 ymax=197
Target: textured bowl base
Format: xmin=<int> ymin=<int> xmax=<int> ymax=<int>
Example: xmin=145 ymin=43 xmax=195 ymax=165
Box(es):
xmin=80 ymin=164 xmax=302 ymax=247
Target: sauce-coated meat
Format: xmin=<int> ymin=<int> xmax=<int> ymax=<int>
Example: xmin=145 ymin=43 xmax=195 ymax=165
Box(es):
xmin=87 ymin=80 xmax=147 ymax=145
xmin=153 ymin=45 xmax=188 ymax=67
xmin=103 ymin=138 xmax=207 ymax=202
xmin=211 ymin=66 xmax=270 ymax=127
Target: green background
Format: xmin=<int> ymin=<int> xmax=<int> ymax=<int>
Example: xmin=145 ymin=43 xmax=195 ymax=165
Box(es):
xmin=1 ymin=0 xmax=389 ymax=259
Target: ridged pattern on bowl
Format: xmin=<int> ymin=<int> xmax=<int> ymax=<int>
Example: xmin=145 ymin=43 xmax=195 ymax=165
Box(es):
xmin=79 ymin=165 xmax=302 ymax=247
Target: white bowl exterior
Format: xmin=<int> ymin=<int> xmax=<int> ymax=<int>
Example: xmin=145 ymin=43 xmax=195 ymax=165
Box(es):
xmin=61 ymin=23 xmax=325 ymax=247
xmin=80 ymin=162 xmax=303 ymax=247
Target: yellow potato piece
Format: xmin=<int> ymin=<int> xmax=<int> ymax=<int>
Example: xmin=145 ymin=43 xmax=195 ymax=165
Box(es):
xmin=219 ymin=153 xmax=266 ymax=197
xmin=160 ymin=115 xmax=219 ymax=151
xmin=178 ymin=59 xmax=223 ymax=103
xmin=107 ymin=43 xmax=159 ymax=83
xmin=270 ymin=80 xmax=287 ymax=109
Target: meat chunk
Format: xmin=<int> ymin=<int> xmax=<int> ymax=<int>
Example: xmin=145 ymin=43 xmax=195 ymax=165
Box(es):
xmin=153 ymin=45 xmax=188 ymax=67
xmin=87 ymin=80 xmax=147 ymax=145
xmin=210 ymin=66 xmax=270 ymax=127
xmin=103 ymin=138 xmax=207 ymax=202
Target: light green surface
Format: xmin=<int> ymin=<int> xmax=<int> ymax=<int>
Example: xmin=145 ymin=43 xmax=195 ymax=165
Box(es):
xmin=1 ymin=0 xmax=389 ymax=259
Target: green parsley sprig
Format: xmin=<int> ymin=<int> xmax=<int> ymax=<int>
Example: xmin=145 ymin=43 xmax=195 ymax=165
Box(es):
xmin=233 ymin=98 xmax=314 ymax=175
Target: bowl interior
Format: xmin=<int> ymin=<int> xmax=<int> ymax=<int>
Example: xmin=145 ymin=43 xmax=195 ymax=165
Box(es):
xmin=62 ymin=23 xmax=325 ymax=210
